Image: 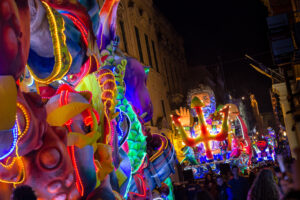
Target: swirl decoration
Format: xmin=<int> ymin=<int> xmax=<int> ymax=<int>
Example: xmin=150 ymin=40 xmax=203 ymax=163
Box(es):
xmin=113 ymin=59 xmax=147 ymax=174
xmin=0 ymin=102 xmax=29 ymax=186
xmin=97 ymin=68 xmax=117 ymax=144
xmin=172 ymin=97 xmax=229 ymax=160
xmin=0 ymin=123 xmax=18 ymax=161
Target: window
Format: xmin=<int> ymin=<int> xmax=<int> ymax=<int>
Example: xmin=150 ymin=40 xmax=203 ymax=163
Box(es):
xmin=152 ymin=40 xmax=159 ymax=72
xmin=164 ymin=58 xmax=171 ymax=91
xmin=119 ymin=20 xmax=128 ymax=53
xmin=174 ymin=64 xmax=180 ymax=89
xmin=169 ymin=61 xmax=176 ymax=91
xmin=161 ymin=100 xmax=166 ymax=118
xmin=144 ymin=34 xmax=153 ymax=67
xmin=134 ymin=26 xmax=144 ymax=63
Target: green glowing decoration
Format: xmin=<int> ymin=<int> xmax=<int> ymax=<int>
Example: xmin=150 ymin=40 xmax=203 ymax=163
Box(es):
xmin=164 ymin=177 xmax=174 ymax=200
xmin=113 ymin=57 xmax=147 ymax=174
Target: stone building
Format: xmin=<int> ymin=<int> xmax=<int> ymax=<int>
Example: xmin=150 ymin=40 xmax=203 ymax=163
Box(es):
xmin=260 ymin=0 xmax=300 ymax=157
xmin=99 ymin=0 xmax=188 ymax=128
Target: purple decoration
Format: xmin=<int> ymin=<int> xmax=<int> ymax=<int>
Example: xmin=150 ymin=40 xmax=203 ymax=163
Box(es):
xmin=97 ymin=0 xmax=120 ymax=51
xmin=0 ymin=122 xmax=18 ymax=160
xmin=124 ymin=58 xmax=153 ymax=122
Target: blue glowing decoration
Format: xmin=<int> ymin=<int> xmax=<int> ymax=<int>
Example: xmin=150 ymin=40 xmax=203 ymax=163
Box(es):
xmin=190 ymin=95 xmax=216 ymax=119
xmin=203 ymin=96 xmax=216 ymax=119
xmin=115 ymin=108 xmax=131 ymax=147
xmin=0 ymin=122 xmax=18 ymax=160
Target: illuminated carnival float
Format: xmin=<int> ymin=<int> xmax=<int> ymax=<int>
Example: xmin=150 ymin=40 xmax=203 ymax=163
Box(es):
xmin=170 ymin=85 xmax=252 ymax=177
xmin=249 ymin=94 xmax=278 ymax=164
xmin=0 ymin=0 xmax=176 ymax=199
xmin=252 ymin=127 xmax=277 ymax=162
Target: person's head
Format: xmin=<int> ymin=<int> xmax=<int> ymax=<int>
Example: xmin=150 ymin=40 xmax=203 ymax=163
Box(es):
xmin=231 ymin=166 xmax=239 ymax=177
xmin=274 ymin=166 xmax=283 ymax=179
xmin=280 ymin=174 xmax=294 ymax=194
xmin=248 ymin=169 xmax=280 ymax=200
xmin=12 ymin=185 xmax=37 ymax=200
xmin=216 ymin=175 xmax=224 ymax=186
xmin=205 ymin=173 xmax=212 ymax=181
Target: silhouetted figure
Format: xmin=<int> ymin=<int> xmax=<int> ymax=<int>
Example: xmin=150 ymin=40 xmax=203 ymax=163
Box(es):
xmin=204 ymin=173 xmax=217 ymax=199
xmin=187 ymin=181 xmax=200 ymax=200
xmin=197 ymin=189 xmax=214 ymax=200
xmin=228 ymin=166 xmax=249 ymax=200
xmin=216 ymin=175 xmax=233 ymax=200
xmin=248 ymin=170 xmax=256 ymax=187
xmin=12 ymin=185 xmax=37 ymax=200
xmin=247 ymin=169 xmax=281 ymax=200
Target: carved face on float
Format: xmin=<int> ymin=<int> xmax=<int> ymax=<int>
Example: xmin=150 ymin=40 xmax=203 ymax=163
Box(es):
xmin=22 ymin=125 xmax=80 ymax=200
xmin=124 ymin=58 xmax=153 ymax=122
xmin=45 ymin=85 xmax=99 ymax=198
xmin=192 ymin=92 xmax=211 ymax=107
xmin=0 ymin=92 xmax=49 ymax=190
xmin=16 ymin=93 xmax=47 ymax=156
xmin=0 ymin=0 xmax=30 ymax=80
xmin=187 ymin=85 xmax=216 ymax=118
xmin=1 ymin=93 xmax=79 ymax=200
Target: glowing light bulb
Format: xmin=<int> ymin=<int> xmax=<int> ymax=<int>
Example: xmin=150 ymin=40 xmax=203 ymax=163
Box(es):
xmin=283 ymin=131 xmax=286 ymax=137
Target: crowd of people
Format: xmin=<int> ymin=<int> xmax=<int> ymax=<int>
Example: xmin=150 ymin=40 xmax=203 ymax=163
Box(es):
xmin=174 ymin=148 xmax=300 ymax=200
xmin=3 ymin=149 xmax=300 ymax=200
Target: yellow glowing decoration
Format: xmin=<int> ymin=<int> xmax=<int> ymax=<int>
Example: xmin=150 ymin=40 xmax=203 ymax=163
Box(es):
xmin=27 ymin=2 xmax=72 ymax=84
xmin=150 ymin=134 xmax=169 ymax=162
xmin=0 ymin=145 xmax=26 ymax=186
xmin=172 ymin=97 xmax=229 ymax=160
xmin=0 ymin=76 xmax=17 ymax=130
xmin=16 ymin=103 xmax=30 ymax=140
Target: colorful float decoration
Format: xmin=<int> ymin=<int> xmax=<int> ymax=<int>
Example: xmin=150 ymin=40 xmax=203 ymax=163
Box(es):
xmin=252 ymin=127 xmax=276 ymax=162
xmin=0 ymin=0 xmax=176 ymax=199
xmin=170 ymin=85 xmax=252 ymax=177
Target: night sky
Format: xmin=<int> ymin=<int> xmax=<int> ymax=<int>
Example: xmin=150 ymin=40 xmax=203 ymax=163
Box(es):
xmin=154 ymin=0 xmax=273 ymax=112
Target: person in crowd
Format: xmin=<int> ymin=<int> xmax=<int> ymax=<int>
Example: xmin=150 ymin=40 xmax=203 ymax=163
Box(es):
xmin=207 ymin=166 xmax=216 ymax=179
xmin=274 ymin=166 xmax=282 ymax=184
xmin=280 ymin=173 xmax=294 ymax=195
xmin=224 ymin=170 xmax=232 ymax=183
xmin=228 ymin=166 xmax=249 ymax=200
xmin=248 ymin=170 xmax=256 ymax=187
xmin=247 ymin=168 xmax=281 ymax=200
xmin=174 ymin=183 xmax=186 ymax=200
xmin=197 ymin=189 xmax=214 ymax=200
xmin=12 ymin=185 xmax=37 ymax=200
xmin=187 ymin=180 xmax=200 ymax=200
xmin=205 ymin=173 xmax=217 ymax=199
xmin=216 ymin=175 xmax=233 ymax=200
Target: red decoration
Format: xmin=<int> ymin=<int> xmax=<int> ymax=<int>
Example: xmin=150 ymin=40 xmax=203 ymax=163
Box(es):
xmin=256 ymin=140 xmax=268 ymax=152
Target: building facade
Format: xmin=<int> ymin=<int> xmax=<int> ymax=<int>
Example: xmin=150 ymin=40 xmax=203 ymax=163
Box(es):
xmin=98 ymin=0 xmax=188 ymax=128
xmin=260 ymin=0 xmax=300 ymax=157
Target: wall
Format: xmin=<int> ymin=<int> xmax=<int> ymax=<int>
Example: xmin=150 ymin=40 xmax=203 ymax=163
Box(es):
xmin=113 ymin=0 xmax=188 ymax=127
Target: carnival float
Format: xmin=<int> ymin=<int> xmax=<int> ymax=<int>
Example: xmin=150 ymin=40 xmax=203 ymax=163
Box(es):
xmin=0 ymin=0 xmax=176 ymax=199
xmin=170 ymin=85 xmax=253 ymax=177
xmin=0 ymin=0 xmax=282 ymax=199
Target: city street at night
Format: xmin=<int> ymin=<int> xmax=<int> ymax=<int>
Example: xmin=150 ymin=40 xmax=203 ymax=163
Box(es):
xmin=0 ymin=0 xmax=300 ymax=199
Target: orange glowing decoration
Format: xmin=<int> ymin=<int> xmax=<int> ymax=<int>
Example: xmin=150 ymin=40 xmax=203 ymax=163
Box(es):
xmin=97 ymin=69 xmax=117 ymax=144
xmin=16 ymin=102 xmax=31 ymax=141
xmin=172 ymin=97 xmax=229 ymax=159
